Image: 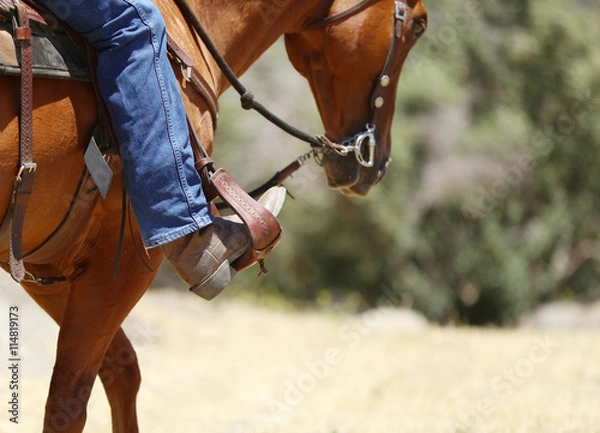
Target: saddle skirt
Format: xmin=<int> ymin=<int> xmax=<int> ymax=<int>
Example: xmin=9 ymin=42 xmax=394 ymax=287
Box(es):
xmin=0 ymin=4 xmax=90 ymax=80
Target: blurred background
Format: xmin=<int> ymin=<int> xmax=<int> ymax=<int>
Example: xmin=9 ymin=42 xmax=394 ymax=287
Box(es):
xmin=1 ymin=1 xmax=599 ymax=431
xmin=156 ymin=0 xmax=600 ymax=326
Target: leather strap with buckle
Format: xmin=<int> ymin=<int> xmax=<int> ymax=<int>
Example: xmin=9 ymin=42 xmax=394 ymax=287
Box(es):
xmin=4 ymin=2 xmax=36 ymax=283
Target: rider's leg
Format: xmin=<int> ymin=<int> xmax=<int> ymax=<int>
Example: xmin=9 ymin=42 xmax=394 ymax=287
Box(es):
xmin=38 ymin=0 xmax=210 ymax=245
xmin=36 ymin=0 xmax=284 ymax=296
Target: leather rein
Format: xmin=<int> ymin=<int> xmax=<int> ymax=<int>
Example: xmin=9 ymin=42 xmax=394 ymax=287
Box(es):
xmin=172 ymin=0 xmax=408 ymax=174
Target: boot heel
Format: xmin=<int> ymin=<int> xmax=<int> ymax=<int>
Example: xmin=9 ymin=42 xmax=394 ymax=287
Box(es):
xmin=190 ymin=261 xmax=237 ymax=300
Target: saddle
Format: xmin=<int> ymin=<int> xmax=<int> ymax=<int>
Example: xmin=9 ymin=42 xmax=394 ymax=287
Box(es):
xmin=0 ymin=0 xmax=283 ymax=284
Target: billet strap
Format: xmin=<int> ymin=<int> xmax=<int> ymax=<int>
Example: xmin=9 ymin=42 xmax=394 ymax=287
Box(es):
xmin=8 ymin=3 xmax=36 ymax=282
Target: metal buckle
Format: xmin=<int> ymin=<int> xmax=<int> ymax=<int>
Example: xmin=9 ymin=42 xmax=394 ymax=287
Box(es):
xmin=16 ymin=162 xmax=36 ymax=181
xmin=395 ymin=0 xmax=407 ymax=21
xmin=179 ymin=63 xmax=192 ymax=82
xmin=23 ymin=270 xmax=40 ymax=284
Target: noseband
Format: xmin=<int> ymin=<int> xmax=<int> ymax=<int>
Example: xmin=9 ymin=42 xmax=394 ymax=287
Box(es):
xmin=173 ymin=0 xmax=407 ymax=169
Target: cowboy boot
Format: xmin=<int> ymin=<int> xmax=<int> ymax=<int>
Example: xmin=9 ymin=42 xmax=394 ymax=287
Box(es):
xmin=162 ymin=186 xmax=286 ymax=300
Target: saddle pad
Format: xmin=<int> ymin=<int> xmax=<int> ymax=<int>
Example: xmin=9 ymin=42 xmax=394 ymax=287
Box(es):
xmin=0 ymin=18 xmax=90 ymax=81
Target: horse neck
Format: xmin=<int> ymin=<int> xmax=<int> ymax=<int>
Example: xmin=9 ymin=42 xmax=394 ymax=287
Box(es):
xmin=191 ymin=0 xmax=331 ymax=95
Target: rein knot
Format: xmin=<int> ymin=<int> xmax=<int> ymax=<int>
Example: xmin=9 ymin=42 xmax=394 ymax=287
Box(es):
xmin=240 ymin=91 xmax=255 ymax=110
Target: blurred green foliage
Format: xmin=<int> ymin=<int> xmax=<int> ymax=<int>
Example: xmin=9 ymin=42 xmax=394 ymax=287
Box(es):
xmin=211 ymin=0 xmax=600 ymax=325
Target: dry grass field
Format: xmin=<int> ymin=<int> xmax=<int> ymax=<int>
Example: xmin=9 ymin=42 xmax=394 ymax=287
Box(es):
xmin=1 ymin=272 xmax=599 ymax=433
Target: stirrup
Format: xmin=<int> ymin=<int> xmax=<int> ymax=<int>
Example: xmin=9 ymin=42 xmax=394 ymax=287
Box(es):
xmin=190 ymin=185 xmax=286 ymax=300
xmin=197 ymin=157 xmax=285 ymax=265
xmin=189 ymin=155 xmax=286 ymax=300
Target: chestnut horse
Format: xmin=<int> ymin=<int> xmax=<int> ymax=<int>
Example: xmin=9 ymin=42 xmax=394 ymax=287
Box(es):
xmin=0 ymin=0 xmax=426 ymax=431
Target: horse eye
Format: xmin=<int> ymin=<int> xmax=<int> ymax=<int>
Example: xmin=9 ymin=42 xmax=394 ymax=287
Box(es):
xmin=412 ymin=20 xmax=427 ymax=38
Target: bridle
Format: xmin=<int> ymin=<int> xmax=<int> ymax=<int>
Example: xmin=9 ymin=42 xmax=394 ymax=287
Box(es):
xmin=303 ymin=0 xmax=408 ymax=168
xmin=173 ymin=0 xmax=408 ymax=171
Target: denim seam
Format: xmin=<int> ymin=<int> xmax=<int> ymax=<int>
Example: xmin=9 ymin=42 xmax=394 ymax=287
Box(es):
xmin=125 ymin=0 xmax=202 ymax=226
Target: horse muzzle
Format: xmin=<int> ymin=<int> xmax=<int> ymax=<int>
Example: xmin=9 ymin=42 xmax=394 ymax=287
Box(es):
xmin=320 ymin=135 xmax=392 ymax=196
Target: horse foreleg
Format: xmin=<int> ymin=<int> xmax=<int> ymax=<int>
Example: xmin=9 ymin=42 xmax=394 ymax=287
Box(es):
xmin=42 ymin=281 xmax=151 ymax=432
xmin=18 ymin=266 xmax=145 ymax=433
xmin=99 ymin=328 xmax=141 ymax=433
xmin=33 ymin=241 xmax=160 ymax=433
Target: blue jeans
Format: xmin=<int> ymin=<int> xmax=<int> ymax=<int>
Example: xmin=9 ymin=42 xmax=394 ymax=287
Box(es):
xmin=37 ymin=0 xmax=213 ymax=247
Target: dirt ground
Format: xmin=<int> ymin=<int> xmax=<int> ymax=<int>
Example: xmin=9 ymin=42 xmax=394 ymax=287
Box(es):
xmin=1 ymin=272 xmax=599 ymax=433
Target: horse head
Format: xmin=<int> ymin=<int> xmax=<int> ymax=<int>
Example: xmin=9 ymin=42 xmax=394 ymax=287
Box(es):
xmin=285 ymin=0 xmax=427 ymax=196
